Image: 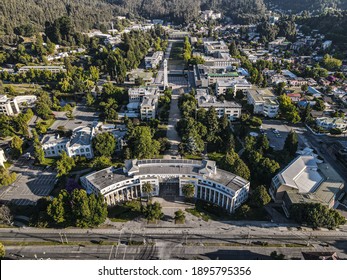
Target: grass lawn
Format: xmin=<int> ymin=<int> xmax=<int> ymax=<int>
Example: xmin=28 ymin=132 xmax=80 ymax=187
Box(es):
xmin=108 ymin=200 xmax=143 ymax=222
xmin=3 ymin=83 xmax=41 ymax=95
xmin=184 ymin=155 xmax=203 ymax=160
xmin=169 ymin=42 xmax=184 ymax=61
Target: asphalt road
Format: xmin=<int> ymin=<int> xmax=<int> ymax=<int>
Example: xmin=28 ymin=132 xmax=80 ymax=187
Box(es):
xmin=2 ymin=227 xmax=347 ymax=260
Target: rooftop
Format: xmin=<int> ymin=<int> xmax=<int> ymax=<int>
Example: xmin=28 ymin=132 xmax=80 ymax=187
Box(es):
xmin=84 ymin=159 xmax=249 ymax=193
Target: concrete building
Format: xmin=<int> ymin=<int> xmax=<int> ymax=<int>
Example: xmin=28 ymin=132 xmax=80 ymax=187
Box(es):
xmin=204 ymin=41 xmax=229 ymax=56
xmin=163 ymin=59 xmax=168 ymax=89
xmin=81 ymin=159 xmax=250 ymax=213
xmin=41 ymin=126 xmax=94 ymax=159
xmin=0 ymin=148 xmax=7 ymax=167
xmin=215 ymin=79 xmax=252 ymax=95
xmin=18 ymin=65 xmax=66 ymax=74
xmin=316 ymin=117 xmax=347 ymax=131
xmin=0 ymin=95 xmax=20 ymax=116
xmin=200 ymin=10 xmax=222 ymax=21
xmin=127 ymin=86 xmax=159 ymax=120
xmin=246 ymin=88 xmax=279 ymax=118
xmin=270 ymin=155 xmax=345 ymax=217
xmin=196 ymin=89 xmax=241 ymax=121
xmin=145 ymin=51 xmax=163 ymax=69
xmin=140 ymin=96 xmax=157 ymax=120
xmin=194 ymin=64 xmax=241 ymax=87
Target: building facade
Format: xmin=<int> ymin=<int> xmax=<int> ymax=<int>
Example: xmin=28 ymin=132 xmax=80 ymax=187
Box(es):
xmin=316 ymin=117 xmax=347 ymax=131
xmin=196 ymin=89 xmax=241 ymax=121
xmin=246 ymin=88 xmax=279 ymax=118
xmin=81 ymin=159 xmax=250 ymax=213
xmin=0 ymin=95 xmax=20 ymax=116
xmin=18 ymin=66 xmax=66 ymax=74
xmin=270 ymin=155 xmax=345 ymax=217
xmin=0 ymin=148 xmax=7 ymax=167
xmin=145 ymin=51 xmax=164 ymax=69
xmin=41 ymin=126 xmax=94 ymax=159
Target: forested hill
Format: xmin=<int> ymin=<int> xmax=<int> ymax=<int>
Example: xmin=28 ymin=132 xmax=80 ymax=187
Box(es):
xmin=265 ymin=0 xmax=347 ymax=13
xmin=0 ymin=0 xmax=266 ymax=35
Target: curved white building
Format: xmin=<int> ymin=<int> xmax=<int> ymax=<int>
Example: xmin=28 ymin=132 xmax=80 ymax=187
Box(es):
xmin=81 ymin=159 xmax=250 ymax=213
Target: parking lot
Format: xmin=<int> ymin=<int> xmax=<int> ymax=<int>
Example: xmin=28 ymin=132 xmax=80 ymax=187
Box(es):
xmin=50 ymin=105 xmax=99 ymax=131
xmin=0 ymin=160 xmax=57 ymax=205
xmin=261 ymin=120 xmax=309 ymax=151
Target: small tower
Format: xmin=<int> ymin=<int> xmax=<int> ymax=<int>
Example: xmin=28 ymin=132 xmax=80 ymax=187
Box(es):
xmin=163 ymin=59 xmax=168 ymax=89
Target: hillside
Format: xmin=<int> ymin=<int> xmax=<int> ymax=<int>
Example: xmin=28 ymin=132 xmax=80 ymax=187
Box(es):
xmin=0 ymin=0 xmax=266 ymax=35
xmin=265 ymin=0 xmax=347 ymax=12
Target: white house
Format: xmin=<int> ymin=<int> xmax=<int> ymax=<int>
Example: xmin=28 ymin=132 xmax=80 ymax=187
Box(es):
xmin=41 ymin=126 xmax=94 ymax=159
xmin=316 ymin=117 xmax=347 ymax=131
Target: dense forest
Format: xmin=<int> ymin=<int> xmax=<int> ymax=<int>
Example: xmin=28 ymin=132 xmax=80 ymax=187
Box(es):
xmin=298 ymin=10 xmax=347 ymax=53
xmin=265 ymin=0 xmax=347 ymax=12
xmin=0 ymin=0 xmax=266 ymax=37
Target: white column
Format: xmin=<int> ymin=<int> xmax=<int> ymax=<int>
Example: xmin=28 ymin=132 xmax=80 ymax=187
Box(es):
xmin=217 ymin=192 xmax=220 ymax=205
xmin=135 ymin=186 xmax=138 ymax=197
xmin=213 ymin=190 xmax=216 ymax=203
xmin=200 ymin=186 xmax=203 ymax=199
xmin=204 ymin=187 xmax=207 ymax=200
xmin=225 ymin=197 xmax=229 ymax=210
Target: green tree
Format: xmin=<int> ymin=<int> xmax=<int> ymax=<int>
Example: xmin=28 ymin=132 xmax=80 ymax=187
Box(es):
xmin=229 ymin=41 xmax=239 ymax=57
xmin=144 ymin=202 xmax=163 ymax=222
xmin=0 ymin=167 xmax=17 ymax=187
xmin=0 ymin=242 xmax=5 ymax=259
xmin=71 ymin=189 xmax=91 ymax=228
xmin=0 ymin=205 xmax=13 ymax=225
xmin=256 ymin=134 xmax=269 ymax=154
xmin=182 ymin=183 xmax=195 ymax=198
xmin=323 ymin=54 xmax=342 ymax=71
xmin=222 ymin=149 xmax=251 ymax=180
xmin=128 ymin=126 xmax=160 ymax=159
xmin=290 ymin=203 xmax=345 ymax=229
xmin=174 ymin=209 xmax=186 ymax=224
xmin=92 ymin=132 xmax=116 ymax=157
xmin=89 ymin=66 xmax=100 ymax=82
xmin=88 ymin=193 xmax=107 ymax=226
xmin=142 ymin=182 xmax=153 ymax=202
xmin=56 ymin=151 xmax=75 ymax=177
xmin=90 ymin=156 xmax=112 ymax=170
xmin=313 ymin=98 xmax=326 ymax=111
xmin=86 ymin=93 xmax=95 ymax=106
xmin=283 ymin=130 xmax=298 ymax=157
xmin=278 ymin=94 xmax=301 ymax=123
xmin=10 ymin=135 xmax=23 ymax=158
xmin=250 ymin=186 xmax=271 ymax=208
xmin=47 ymin=190 xmax=70 ymax=225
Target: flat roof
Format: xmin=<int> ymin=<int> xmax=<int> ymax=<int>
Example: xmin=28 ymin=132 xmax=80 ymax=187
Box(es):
xmin=83 ymin=159 xmax=249 ymax=193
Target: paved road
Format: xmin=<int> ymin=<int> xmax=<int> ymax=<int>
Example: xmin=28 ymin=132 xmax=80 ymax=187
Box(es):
xmin=2 ymin=226 xmax=347 ymax=259
xmin=166 ymin=93 xmax=182 ymax=156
